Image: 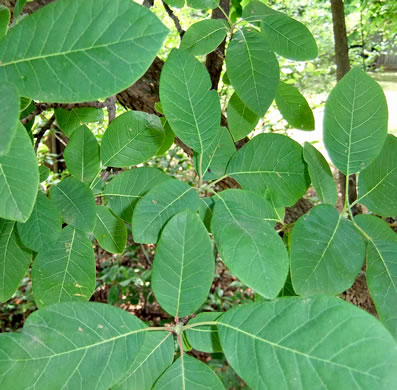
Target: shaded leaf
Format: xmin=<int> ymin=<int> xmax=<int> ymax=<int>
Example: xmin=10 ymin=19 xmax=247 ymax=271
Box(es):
xmin=211 ymin=189 xmax=288 ymax=298
xmin=55 ymin=107 xmax=104 ymax=137
xmin=180 ymin=19 xmax=228 ymax=56
xmin=38 ymin=165 xmax=50 ymax=182
xmin=32 ymin=226 xmax=95 ymax=308
xmin=114 ymin=332 xmax=174 ymax=390
xmin=0 ymin=122 xmax=39 ymax=222
xmin=12 ymin=0 xmax=26 ymax=21
xmin=226 ymin=133 xmax=310 ymax=207
xmin=226 ymin=28 xmax=279 ymax=116
xmin=357 ymin=134 xmax=397 ymax=216
xmin=290 ymin=204 xmax=365 ymax=295
xmin=94 ymin=206 xmax=127 ymax=254
xmin=218 ymin=297 xmax=397 ymax=390
xmin=260 ymin=11 xmax=318 ymax=60
xmin=0 ymin=6 xmax=10 ymax=39
xmin=154 ymin=354 xmax=224 ymax=389
xmin=157 ymin=117 xmax=175 ymax=155
xmin=132 ymin=179 xmax=199 ymax=244
xmin=152 ymin=210 xmax=214 ymax=317
xmin=101 ymin=111 xmax=164 ymax=167
xmin=355 ymin=215 xmax=397 ymax=338
xmin=0 ymin=302 xmax=146 ymax=390
xmin=64 ymin=125 xmax=100 ymax=183
xmin=0 ymin=0 xmax=168 ymax=102
xmin=0 ymin=220 xmax=31 ymax=302
xmin=227 ymin=92 xmax=259 ymax=141
xmin=17 ymin=192 xmax=62 ymax=253
xmin=323 ymin=67 xmax=388 ymax=175
xmin=50 ymin=176 xmax=96 ymax=232
xmin=303 ymin=142 xmax=337 ymax=205
xmin=275 ymin=82 xmax=314 ymax=130
xmin=0 ymin=82 xmax=18 ymax=157
xmin=160 ymin=49 xmax=221 ymax=157
xmin=186 ymin=312 xmax=222 ymax=353
xmin=104 ymin=167 xmax=171 ymax=222
xmin=199 ymin=196 xmax=215 ymax=231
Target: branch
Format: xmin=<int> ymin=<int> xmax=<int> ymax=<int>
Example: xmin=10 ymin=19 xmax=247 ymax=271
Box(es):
xmin=162 ymin=0 xmax=184 ymax=38
xmin=34 ymin=115 xmax=55 ymax=152
xmin=21 ymin=0 xmax=56 ymax=14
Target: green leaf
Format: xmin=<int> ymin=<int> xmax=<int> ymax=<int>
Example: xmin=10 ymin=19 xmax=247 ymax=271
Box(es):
xmin=227 ymin=92 xmax=259 ymax=141
xmin=323 ymin=67 xmax=388 ymax=175
xmin=185 ymin=312 xmax=222 ymax=353
xmin=357 ymin=134 xmax=397 ymax=216
xmin=275 ymin=82 xmax=315 ymax=130
xmin=188 ymin=0 xmax=220 ymax=9
xmin=226 ymin=28 xmax=279 ymax=117
xmin=38 ymin=165 xmax=50 ymax=182
xmin=242 ymin=0 xmax=275 ymax=24
xmin=260 ymin=11 xmax=318 ymax=60
xmin=104 ymin=167 xmax=171 ymax=222
xmin=211 ymin=189 xmax=288 ymax=298
xmin=0 ymin=6 xmax=10 ymax=44
xmin=180 ymin=19 xmax=228 ymax=56
xmin=157 ymin=117 xmax=175 ymax=155
xmin=114 ymin=332 xmax=174 ymax=390
xmin=303 ymin=142 xmax=337 ymax=205
xmin=0 ymin=0 xmax=168 ymax=102
xmin=64 ymin=125 xmax=100 ymax=183
xmin=0 ymin=302 xmax=146 ymax=390
xmin=199 ymin=196 xmax=215 ymax=231
xmin=226 ymin=133 xmax=310 ymax=207
xmin=0 ymin=82 xmax=19 ymax=156
xmin=32 ymin=226 xmax=95 ymax=308
xmin=290 ymin=204 xmax=365 ymax=295
xmin=17 ymin=192 xmax=62 ymax=253
xmin=154 ymin=354 xmax=225 ymax=389
xmin=0 ymin=220 xmax=31 ymax=302
xmin=163 ymin=0 xmax=184 ymax=8
xmin=152 ymin=210 xmax=214 ymax=317
xmin=218 ymin=297 xmax=397 ymax=390
xmin=50 ymin=176 xmax=96 ymax=232
xmin=355 ymin=215 xmax=397 ymax=338
xmin=13 ymin=0 xmax=27 ymax=21
xmin=101 ymin=111 xmax=164 ymax=168
xmin=55 ymin=107 xmax=104 ymax=137
xmin=193 ymin=127 xmax=236 ymax=180
xmin=93 ymin=206 xmax=127 ymax=254
xmin=132 ymin=179 xmax=199 ymax=244
xmin=160 ymin=49 xmax=221 ymax=155
xmin=0 ymin=122 xmax=39 ymax=222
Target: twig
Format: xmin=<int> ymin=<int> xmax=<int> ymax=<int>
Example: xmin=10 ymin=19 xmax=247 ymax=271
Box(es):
xmin=34 ymin=115 xmax=55 ymax=152
xmin=105 ymin=96 xmax=117 ymax=123
xmin=162 ymin=0 xmax=185 ymax=38
xmin=140 ymin=244 xmax=153 ymax=266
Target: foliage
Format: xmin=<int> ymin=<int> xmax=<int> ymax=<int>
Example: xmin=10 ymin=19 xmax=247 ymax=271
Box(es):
xmin=0 ymin=0 xmax=396 ymax=389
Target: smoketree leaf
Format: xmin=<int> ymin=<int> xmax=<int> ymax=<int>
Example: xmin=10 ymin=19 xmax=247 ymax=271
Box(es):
xmin=0 ymin=82 xmax=19 ymax=156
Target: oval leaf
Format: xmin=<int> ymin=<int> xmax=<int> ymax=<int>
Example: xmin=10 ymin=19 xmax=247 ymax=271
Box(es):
xmin=101 ymin=111 xmax=164 ymax=168
xmin=227 ymin=92 xmax=259 ymax=141
xmin=180 ymin=19 xmax=228 ymax=56
xmin=152 ymin=210 xmax=215 ymax=318
xmin=323 ymin=67 xmax=388 ymax=175
xmin=132 ymin=179 xmax=199 ymax=244
xmin=226 ymin=28 xmax=279 ymax=116
xmin=0 ymin=122 xmax=39 ymax=222
xmin=50 ymin=177 xmax=96 ymax=232
xmin=32 ymin=226 xmax=95 ymax=308
xmin=104 ymin=167 xmax=171 ymax=222
xmin=211 ymin=189 xmax=288 ymax=298
xmin=0 ymin=0 xmax=168 ymax=102
xmin=260 ymin=11 xmax=318 ymax=60
xmin=0 ymin=220 xmax=31 ymax=302
xmin=64 ymin=125 xmax=100 ymax=183
xmin=226 ymin=133 xmax=310 ymax=207
xmin=160 ymin=49 xmax=221 ymax=156
xmin=355 ymin=215 xmax=397 ymax=338
xmin=0 ymin=5 xmax=10 ymax=39
xmin=275 ymin=82 xmax=315 ymax=130
xmin=290 ymin=204 xmax=365 ymax=295
xmin=303 ymin=142 xmax=337 ymax=205
xmin=0 ymin=82 xmax=19 ymax=155
xmin=114 ymin=332 xmax=175 ymax=390
xmin=357 ymin=134 xmax=397 ymax=216
xmin=94 ymin=206 xmax=127 ymax=254
xmin=17 ymin=191 xmax=62 ymax=253
xmin=0 ymin=302 xmax=146 ymax=390
xmin=218 ymin=297 xmax=397 ymax=390
xmin=154 ymin=354 xmax=225 ymax=389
